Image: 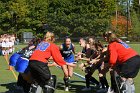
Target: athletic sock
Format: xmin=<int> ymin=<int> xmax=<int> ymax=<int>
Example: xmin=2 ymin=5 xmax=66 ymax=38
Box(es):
xmin=63 ymin=77 xmax=69 ymax=87
xmin=102 ymin=77 xmax=109 ymax=89
xmin=85 ymin=75 xmax=90 ymax=88
xmin=110 ymin=73 xmax=117 ymax=92
xmin=99 ymin=77 xmax=105 ymax=89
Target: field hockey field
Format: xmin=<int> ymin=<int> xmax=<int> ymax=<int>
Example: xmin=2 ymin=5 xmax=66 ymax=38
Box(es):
xmin=0 ymin=44 xmax=140 ymax=93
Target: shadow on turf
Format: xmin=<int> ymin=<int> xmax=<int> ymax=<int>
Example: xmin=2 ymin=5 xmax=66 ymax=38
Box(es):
xmin=56 ymin=80 xmax=97 ymax=93
xmin=0 ymin=82 xmax=23 ymax=93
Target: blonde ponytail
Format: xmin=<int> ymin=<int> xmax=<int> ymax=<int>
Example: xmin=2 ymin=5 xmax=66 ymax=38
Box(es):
xmin=44 ymin=31 xmax=55 ymax=42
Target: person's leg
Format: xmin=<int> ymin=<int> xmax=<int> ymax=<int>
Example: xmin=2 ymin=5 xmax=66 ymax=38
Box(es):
xmin=7 ymin=55 xmax=13 ymax=70
xmin=118 ymin=56 xmax=140 ymax=93
xmin=99 ymin=74 xmax=109 ymax=89
xmin=68 ymin=65 xmax=75 ymax=78
xmin=43 ymin=75 xmax=57 ymax=93
xmin=29 ymin=61 xmax=51 ymax=93
xmin=90 ymin=76 xmax=100 ymax=86
xmin=3 ymin=49 xmax=12 ymax=70
xmin=85 ymin=74 xmax=90 ymax=88
xmin=17 ymin=74 xmax=24 ymax=87
xmin=110 ymin=70 xmax=117 ymax=92
xmin=63 ymin=66 xmax=69 ymax=91
xmin=121 ymin=78 xmax=135 ymax=93
xmin=98 ymin=63 xmax=109 ymax=89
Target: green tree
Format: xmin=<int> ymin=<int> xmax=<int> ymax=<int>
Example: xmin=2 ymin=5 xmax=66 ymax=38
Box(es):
xmin=132 ymin=0 xmax=140 ymax=18
xmin=27 ymin=0 xmax=49 ymax=34
xmin=47 ymin=0 xmax=116 ymax=37
xmin=131 ymin=10 xmax=140 ymax=36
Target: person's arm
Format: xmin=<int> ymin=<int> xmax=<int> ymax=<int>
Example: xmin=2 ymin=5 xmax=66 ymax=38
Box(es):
xmin=72 ymin=43 xmax=75 ymax=54
xmin=48 ymin=62 xmax=58 ymax=67
xmin=80 ymin=44 xmax=91 ymax=61
xmin=51 ymin=44 xmax=75 ymax=77
xmin=90 ymin=48 xmax=109 ymax=64
xmin=51 ymin=44 xmax=66 ymax=66
xmin=59 ymin=44 xmax=63 ymax=50
xmin=109 ymin=43 xmax=118 ymax=67
xmin=51 ymin=44 xmax=75 ymax=67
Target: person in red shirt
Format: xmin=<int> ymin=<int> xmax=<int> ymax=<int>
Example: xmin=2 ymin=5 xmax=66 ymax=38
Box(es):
xmin=103 ymin=31 xmax=140 ymax=93
xmin=29 ymin=32 xmax=75 ymax=93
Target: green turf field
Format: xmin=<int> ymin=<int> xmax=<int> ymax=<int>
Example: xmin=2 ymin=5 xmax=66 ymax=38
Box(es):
xmin=0 ymin=44 xmax=140 ymax=93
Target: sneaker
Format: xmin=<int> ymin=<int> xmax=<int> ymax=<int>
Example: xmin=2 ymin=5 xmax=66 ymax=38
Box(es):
xmin=94 ymin=84 xmax=101 ymax=89
xmin=81 ymin=87 xmax=91 ymax=91
xmin=107 ymin=87 xmax=115 ymax=93
xmin=65 ymin=87 xmax=69 ymax=91
xmin=97 ymin=88 xmax=107 ymax=93
xmin=29 ymin=84 xmax=38 ymax=93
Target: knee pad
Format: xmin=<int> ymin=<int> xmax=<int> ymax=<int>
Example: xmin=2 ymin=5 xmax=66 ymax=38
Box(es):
xmin=15 ymin=57 xmax=29 ymax=73
xmin=120 ymin=79 xmax=134 ymax=93
xmin=43 ymin=75 xmax=57 ymax=93
xmin=9 ymin=53 xmax=21 ymax=66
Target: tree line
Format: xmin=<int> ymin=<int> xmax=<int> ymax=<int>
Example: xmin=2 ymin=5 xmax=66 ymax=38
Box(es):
xmin=0 ymin=0 xmax=139 ymax=39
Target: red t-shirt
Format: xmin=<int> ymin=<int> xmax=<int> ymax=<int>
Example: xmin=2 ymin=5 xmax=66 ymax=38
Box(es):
xmin=108 ymin=41 xmax=138 ymax=66
xmin=30 ymin=41 xmax=66 ymax=66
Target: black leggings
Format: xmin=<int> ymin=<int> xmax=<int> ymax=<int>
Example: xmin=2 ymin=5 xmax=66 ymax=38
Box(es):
xmin=29 ymin=60 xmax=51 ymax=86
xmin=17 ymin=74 xmax=31 ymax=93
xmin=85 ymin=71 xmax=99 ymax=88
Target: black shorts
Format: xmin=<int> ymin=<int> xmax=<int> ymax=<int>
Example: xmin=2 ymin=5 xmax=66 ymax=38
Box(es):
xmin=118 ymin=55 xmax=140 ymax=78
xmin=29 ymin=60 xmax=51 ymax=86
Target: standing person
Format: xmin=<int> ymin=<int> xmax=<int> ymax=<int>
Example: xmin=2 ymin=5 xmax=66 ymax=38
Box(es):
xmin=103 ymin=31 xmax=140 ymax=93
xmin=9 ymin=36 xmax=13 ymax=54
xmin=60 ymin=37 xmax=76 ymax=91
xmin=2 ymin=34 xmax=12 ymax=70
xmin=11 ymin=34 xmax=15 ymax=53
xmin=29 ymin=32 xmax=75 ymax=93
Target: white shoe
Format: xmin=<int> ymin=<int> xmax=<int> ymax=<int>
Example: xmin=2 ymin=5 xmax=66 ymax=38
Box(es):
xmin=81 ymin=87 xmax=91 ymax=91
xmin=97 ymin=88 xmax=107 ymax=93
xmin=107 ymin=87 xmax=115 ymax=93
xmin=65 ymin=87 xmax=69 ymax=91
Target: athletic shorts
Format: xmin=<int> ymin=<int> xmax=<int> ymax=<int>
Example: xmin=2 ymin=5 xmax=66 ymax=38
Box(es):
xmin=29 ymin=60 xmax=51 ymax=86
xmin=9 ymin=53 xmax=21 ymax=66
xmin=2 ymin=42 xmax=6 ymax=47
xmin=15 ymin=57 xmax=29 ymax=73
xmin=9 ymin=42 xmax=13 ymax=47
xmin=64 ymin=55 xmax=75 ymax=63
xmin=117 ymin=55 xmax=140 ymax=78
